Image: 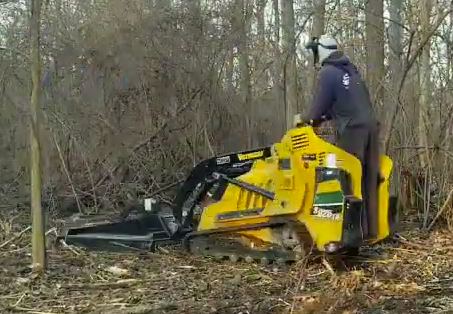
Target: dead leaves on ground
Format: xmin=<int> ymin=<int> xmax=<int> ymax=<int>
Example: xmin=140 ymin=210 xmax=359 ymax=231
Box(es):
xmin=285 ymin=231 xmax=453 ymax=313
xmin=1 ymin=221 xmax=453 ymax=313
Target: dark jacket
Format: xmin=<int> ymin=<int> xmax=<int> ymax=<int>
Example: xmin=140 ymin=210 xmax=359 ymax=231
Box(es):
xmin=306 ymin=51 xmax=377 ymax=133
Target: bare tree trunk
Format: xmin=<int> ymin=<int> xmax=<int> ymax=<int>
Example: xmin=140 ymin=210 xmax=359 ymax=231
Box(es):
xmin=281 ymin=0 xmax=297 ymax=130
xmin=256 ymin=0 xmax=268 ymax=92
xmin=226 ymin=2 xmax=235 ymax=96
xmin=365 ymin=0 xmax=385 ymax=110
xmin=272 ymin=0 xmax=284 ymax=136
xmin=30 ymin=0 xmax=46 ymax=273
xmin=387 ymin=0 xmax=404 ymax=195
xmin=345 ymin=0 xmax=357 ymax=59
xmin=388 ymin=0 xmax=403 ymax=101
xmin=253 ymin=0 xmax=269 ymax=146
xmin=308 ymin=0 xmax=325 ymax=95
xmin=311 ymin=0 xmax=326 ymax=39
xmin=446 ymin=1 xmax=453 ymax=90
xmin=226 ymin=48 xmax=235 ymax=94
xmin=388 ymin=0 xmax=403 ymax=144
xmin=236 ymin=0 xmax=253 ymax=147
xmin=418 ymin=0 xmax=432 ymax=170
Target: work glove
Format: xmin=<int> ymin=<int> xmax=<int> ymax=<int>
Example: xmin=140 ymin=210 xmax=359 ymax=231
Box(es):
xmin=303 ymin=116 xmax=327 ymax=127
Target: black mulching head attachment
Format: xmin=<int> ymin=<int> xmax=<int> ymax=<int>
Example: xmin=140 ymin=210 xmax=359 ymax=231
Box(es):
xmin=58 ymin=211 xmax=180 ymax=252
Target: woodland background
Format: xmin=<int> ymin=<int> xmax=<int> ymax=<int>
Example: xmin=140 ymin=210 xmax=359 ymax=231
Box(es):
xmin=2 ymin=1 xmax=453 ymax=313
xmin=0 ymin=0 xmax=452 ymax=230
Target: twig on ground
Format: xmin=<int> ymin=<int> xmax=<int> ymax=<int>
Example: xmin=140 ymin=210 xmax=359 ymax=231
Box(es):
xmin=277 ymin=298 xmax=291 ymax=306
xmin=307 ymin=270 xmax=327 ymax=277
xmin=433 ymin=307 xmax=453 ymax=314
xmin=10 ymin=292 xmax=26 ymax=307
xmin=0 ymin=293 xmax=24 ymax=300
xmin=45 ymin=227 xmax=57 ymax=236
xmin=8 ymin=307 xmax=57 ymax=314
xmin=95 ymin=302 xmax=129 ymax=307
xmin=0 ymin=245 xmax=30 ymax=255
xmin=321 ymin=257 xmax=336 ymax=277
xmin=428 ymin=186 xmax=453 ymax=230
xmin=59 ymin=239 xmax=81 ymax=256
xmin=398 ymin=238 xmax=430 ymax=250
xmin=0 ymin=226 xmax=31 ymax=249
xmin=61 ymin=278 xmax=142 ymax=290
xmin=392 ymin=247 xmax=450 ymax=257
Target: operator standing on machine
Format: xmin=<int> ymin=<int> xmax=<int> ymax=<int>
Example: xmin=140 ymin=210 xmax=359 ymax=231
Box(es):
xmin=302 ymin=34 xmax=380 ymax=240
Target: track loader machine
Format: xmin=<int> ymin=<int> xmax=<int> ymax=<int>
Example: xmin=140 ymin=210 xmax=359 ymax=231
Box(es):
xmin=58 ymin=122 xmax=398 ymax=264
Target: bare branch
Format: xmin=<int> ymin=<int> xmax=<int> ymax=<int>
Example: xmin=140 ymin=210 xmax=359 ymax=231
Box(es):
xmin=383 ymin=8 xmax=453 ymax=153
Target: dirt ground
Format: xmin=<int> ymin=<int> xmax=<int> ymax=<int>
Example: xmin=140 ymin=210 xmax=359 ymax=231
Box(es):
xmin=1 ymin=213 xmax=453 ymax=314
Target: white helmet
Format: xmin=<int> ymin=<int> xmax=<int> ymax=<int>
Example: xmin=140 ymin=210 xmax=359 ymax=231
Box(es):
xmin=305 ymin=35 xmax=339 ymax=66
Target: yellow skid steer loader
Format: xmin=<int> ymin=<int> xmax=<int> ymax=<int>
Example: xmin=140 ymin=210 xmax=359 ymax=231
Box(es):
xmin=58 ymin=119 xmax=398 ymax=264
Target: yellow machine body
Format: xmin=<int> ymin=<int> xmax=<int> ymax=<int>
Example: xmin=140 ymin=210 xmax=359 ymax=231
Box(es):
xmin=196 ymin=125 xmax=395 ymax=253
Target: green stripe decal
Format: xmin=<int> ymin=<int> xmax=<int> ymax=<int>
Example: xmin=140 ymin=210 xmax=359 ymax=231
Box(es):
xmin=314 ymin=191 xmax=344 ymax=206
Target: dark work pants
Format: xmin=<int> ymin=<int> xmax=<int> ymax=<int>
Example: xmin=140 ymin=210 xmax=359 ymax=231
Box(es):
xmin=336 ymin=124 xmax=379 ymax=238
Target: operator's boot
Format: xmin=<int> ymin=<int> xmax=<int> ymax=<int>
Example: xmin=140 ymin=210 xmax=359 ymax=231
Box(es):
xmin=342 ymin=196 xmax=366 ymax=247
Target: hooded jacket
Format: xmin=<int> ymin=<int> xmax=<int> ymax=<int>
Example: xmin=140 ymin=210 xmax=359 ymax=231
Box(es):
xmin=306 ymin=51 xmax=377 ymax=133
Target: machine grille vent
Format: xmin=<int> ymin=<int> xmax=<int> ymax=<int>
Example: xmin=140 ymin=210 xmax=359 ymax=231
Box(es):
xmin=238 ymin=188 xmax=269 ymax=211
xmin=318 ymin=152 xmax=326 ymax=166
xmin=291 ymin=133 xmax=308 ymax=150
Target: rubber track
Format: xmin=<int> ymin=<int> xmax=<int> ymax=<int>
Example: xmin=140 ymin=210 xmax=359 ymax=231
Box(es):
xmin=187 ymin=234 xmax=304 ymax=265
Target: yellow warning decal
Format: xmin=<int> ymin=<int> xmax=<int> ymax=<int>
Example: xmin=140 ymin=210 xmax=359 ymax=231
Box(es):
xmin=237 ymin=151 xmax=264 ymax=161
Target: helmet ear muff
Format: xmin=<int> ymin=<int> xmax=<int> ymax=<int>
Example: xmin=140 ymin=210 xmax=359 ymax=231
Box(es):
xmin=305 ymin=36 xmax=320 ymax=66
